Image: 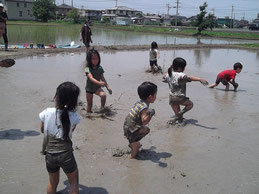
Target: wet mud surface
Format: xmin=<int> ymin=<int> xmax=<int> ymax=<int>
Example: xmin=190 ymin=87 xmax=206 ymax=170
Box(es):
xmin=0 ymin=49 xmax=259 ymax=194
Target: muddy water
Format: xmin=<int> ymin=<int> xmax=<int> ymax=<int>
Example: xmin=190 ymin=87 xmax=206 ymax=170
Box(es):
xmin=8 ymin=24 xmax=259 ymax=46
xmin=0 ymin=49 xmax=259 ymax=194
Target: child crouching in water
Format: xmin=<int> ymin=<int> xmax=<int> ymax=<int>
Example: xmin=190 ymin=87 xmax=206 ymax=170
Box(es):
xmin=85 ymin=48 xmax=112 ymax=113
xmin=209 ymin=62 xmax=243 ymax=91
xmin=39 ymin=82 xmax=80 ymax=194
xmin=163 ymin=57 xmax=208 ymax=123
xmin=123 ymin=82 xmax=157 ymax=159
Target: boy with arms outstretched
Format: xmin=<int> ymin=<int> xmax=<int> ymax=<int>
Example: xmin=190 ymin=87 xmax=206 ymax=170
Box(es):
xmin=123 ymin=82 xmax=157 ymax=159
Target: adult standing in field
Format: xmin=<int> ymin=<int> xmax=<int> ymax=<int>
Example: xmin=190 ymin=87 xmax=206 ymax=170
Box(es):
xmin=80 ymin=21 xmax=92 ymax=53
xmin=0 ymin=3 xmax=8 ymax=51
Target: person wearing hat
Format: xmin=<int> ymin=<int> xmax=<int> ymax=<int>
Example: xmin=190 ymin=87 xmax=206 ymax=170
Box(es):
xmin=0 ymin=3 xmax=8 ymax=51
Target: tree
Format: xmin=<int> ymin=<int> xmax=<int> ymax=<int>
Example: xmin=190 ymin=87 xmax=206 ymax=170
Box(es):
xmin=32 ymin=0 xmax=56 ymax=22
xmin=206 ymin=13 xmax=217 ymax=30
xmin=194 ymin=2 xmax=208 ymax=34
xmin=66 ymin=8 xmax=80 ymax=24
xmin=193 ymin=2 xmax=217 ymax=34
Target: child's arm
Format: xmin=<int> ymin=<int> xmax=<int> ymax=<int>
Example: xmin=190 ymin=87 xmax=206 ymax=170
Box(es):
xmin=40 ymin=122 xmax=44 ymax=133
xmin=101 ymin=75 xmax=112 ymax=94
xmin=141 ymin=109 xmax=155 ymax=125
xmin=189 ymin=76 xmax=208 ymax=86
xmin=87 ymin=73 xmax=106 ymax=87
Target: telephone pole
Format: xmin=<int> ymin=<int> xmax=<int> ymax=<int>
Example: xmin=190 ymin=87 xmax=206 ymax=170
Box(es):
xmin=231 ymin=5 xmax=234 ymax=28
xmin=115 ymin=0 xmax=118 ymax=7
xmin=174 ymin=0 xmax=179 ymax=27
xmin=166 ymin=3 xmax=171 ymax=16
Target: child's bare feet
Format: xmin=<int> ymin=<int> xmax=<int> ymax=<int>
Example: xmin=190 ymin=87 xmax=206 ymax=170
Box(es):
xmin=129 ymin=142 xmax=141 ymax=159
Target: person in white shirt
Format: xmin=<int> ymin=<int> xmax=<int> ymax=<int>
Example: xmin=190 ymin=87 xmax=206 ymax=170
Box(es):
xmin=39 ymin=82 xmax=80 ymax=194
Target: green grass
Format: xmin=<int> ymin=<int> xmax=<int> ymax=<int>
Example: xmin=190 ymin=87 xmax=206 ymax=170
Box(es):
xmin=94 ymin=24 xmax=259 ymax=40
xmin=237 ymin=43 xmax=259 ymax=48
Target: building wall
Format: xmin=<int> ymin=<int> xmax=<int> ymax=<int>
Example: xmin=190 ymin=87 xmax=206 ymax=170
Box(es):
xmin=5 ymin=1 xmax=35 ymax=20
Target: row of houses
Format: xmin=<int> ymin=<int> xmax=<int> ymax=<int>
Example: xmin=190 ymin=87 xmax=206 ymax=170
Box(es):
xmin=0 ymin=0 xmax=258 ymax=28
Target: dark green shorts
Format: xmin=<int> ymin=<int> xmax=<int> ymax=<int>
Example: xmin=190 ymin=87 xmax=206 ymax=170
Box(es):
xmin=45 ymin=150 xmax=77 ymax=174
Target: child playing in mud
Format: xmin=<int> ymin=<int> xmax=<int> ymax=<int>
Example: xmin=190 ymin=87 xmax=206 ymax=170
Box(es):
xmin=163 ymin=57 xmax=208 ymax=123
xmin=123 ymin=82 xmax=157 ymax=159
xmin=209 ymin=62 xmax=243 ymax=91
xmin=85 ymin=48 xmax=112 ymax=113
xmin=39 ymin=82 xmax=80 ymax=194
xmin=149 ymin=41 xmax=161 ymax=73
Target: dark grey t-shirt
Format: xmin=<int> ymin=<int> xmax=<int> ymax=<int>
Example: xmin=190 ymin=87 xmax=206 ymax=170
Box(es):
xmin=85 ymin=65 xmax=104 ymax=93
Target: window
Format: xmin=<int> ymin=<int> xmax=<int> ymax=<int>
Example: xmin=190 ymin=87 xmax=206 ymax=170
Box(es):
xmin=24 ymin=2 xmax=27 ymax=7
xmin=120 ymin=10 xmax=123 ymax=14
xmin=19 ymin=11 xmax=22 ymax=17
xmin=27 ymin=10 xmax=30 ymax=15
xmin=17 ymin=2 xmax=19 ymax=7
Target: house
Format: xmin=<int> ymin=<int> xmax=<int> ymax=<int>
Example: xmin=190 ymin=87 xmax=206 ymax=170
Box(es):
xmin=115 ymin=16 xmax=132 ymax=25
xmin=1 ymin=0 xmax=35 ymax=20
xmin=143 ymin=15 xmax=161 ymax=25
xmin=102 ymin=6 xmax=142 ymax=25
xmin=79 ymin=9 xmax=102 ymax=20
xmin=217 ymin=17 xmax=240 ymax=28
xmin=104 ymin=6 xmax=142 ymax=17
xmin=57 ymin=3 xmax=73 ymax=19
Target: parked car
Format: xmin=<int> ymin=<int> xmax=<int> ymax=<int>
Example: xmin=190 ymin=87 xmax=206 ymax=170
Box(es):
xmin=249 ymin=23 xmax=259 ymax=30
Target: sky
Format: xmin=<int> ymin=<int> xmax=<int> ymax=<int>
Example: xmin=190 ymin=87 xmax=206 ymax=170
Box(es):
xmin=56 ymin=0 xmax=259 ymax=21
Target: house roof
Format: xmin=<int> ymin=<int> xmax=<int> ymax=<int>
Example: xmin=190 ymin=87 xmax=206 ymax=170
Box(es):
xmin=58 ymin=4 xmax=73 ymax=9
xmin=5 ymin=0 xmax=34 ymax=2
xmin=143 ymin=15 xmax=160 ymax=19
xmin=105 ymin=6 xmax=140 ymax=12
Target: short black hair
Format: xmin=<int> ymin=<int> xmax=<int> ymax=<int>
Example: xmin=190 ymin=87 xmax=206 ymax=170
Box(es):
xmin=137 ymin=82 xmax=157 ymax=100
xmin=233 ymin=62 xmax=243 ymax=70
xmin=151 ymin=41 xmax=158 ymax=50
xmin=86 ymin=48 xmax=101 ymax=68
xmin=168 ymin=57 xmax=187 ymax=76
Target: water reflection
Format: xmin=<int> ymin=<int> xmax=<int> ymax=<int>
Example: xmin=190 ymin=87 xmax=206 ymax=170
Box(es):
xmin=193 ymin=48 xmax=211 ymax=66
xmin=7 ymin=24 xmax=259 ymax=46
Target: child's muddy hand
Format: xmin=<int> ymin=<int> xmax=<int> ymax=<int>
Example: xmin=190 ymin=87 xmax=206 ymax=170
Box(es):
xmin=200 ymin=79 xmax=208 ymax=86
xmin=100 ymin=81 xmax=106 ymax=87
xmin=147 ymin=108 xmax=155 ymax=117
xmin=108 ymin=88 xmax=112 ymax=95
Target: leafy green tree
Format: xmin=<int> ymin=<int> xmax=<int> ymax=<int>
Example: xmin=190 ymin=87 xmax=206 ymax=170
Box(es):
xmin=193 ymin=2 xmax=217 ymax=34
xmin=194 ymin=2 xmax=208 ymax=34
xmin=206 ymin=13 xmax=217 ymax=30
xmin=66 ymin=8 xmax=80 ymax=24
xmin=32 ymin=0 xmax=56 ymax=22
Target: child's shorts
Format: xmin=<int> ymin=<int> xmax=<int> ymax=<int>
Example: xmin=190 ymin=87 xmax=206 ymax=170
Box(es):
xmin=125 ymin=129 xmax=145 ymax=144
xmin=169 ymin=95 xmax=189 ymax=105
xmin=45 ymin=150 xmax=77 ymax=174
xmin=150 ymin=60 xmax=158 ymax=66
xmin=215 ymin=76 xmax=228 ymax=86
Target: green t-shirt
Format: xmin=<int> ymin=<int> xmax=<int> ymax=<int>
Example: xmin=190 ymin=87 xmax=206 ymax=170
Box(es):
xmin=85 ymin=65 xmax=104 ymax=93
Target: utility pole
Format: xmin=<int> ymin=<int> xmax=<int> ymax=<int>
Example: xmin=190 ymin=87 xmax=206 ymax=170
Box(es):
xmin=166 ymin=3 xmax=171 ymax=16
xmin=211 ymin=8 xmax=215 ymax=15
xmin=71 ymin=0 xmax=73 ymax=8
xmin=115 ymin=0 xmax=118 ymax=7
xmin=174 ymin=0 xmax=179 ymax=27
xmin=231 ymin=5 xmax=234 ymax=28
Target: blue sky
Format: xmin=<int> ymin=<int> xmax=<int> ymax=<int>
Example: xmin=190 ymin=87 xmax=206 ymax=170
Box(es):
xmin=57 ymin=0 xmax=259 ymax=21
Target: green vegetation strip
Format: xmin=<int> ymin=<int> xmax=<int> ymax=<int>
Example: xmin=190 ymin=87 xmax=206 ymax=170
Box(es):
xmin=237 ymin=43 xmax=259 ymax=48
